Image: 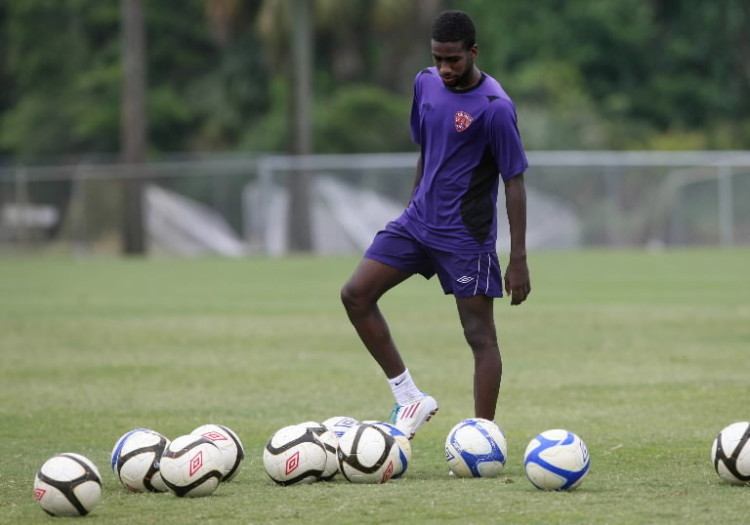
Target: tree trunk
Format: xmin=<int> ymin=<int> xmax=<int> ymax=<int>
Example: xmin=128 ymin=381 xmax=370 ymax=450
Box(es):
xmin=121 ymin=0 xmax=147 ymax=255
xmin=287 ymin=0 xmax=313 ymax=253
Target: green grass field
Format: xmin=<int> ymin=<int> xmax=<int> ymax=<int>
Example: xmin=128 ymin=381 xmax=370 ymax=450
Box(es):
xmin=1 ymin=249 xmax=749 ymax=524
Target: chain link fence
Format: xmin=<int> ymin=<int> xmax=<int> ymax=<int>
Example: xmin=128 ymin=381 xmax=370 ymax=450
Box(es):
xmin=1 ymin=151 xmax=748 ymax=256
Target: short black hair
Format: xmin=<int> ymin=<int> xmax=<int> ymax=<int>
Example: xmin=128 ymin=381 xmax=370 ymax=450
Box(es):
xmin=431 ymin=10 xmax=476 ymax=49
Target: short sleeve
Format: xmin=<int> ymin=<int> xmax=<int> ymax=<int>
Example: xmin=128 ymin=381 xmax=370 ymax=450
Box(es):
xmin=488 ymin=99 xmax=528 ymax=180
xmin=410 ymin=75 xmax=422 ymax=145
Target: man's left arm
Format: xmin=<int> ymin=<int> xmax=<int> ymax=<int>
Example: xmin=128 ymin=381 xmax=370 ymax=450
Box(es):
xmin=503 ymin=173 xmax=531 ymax=305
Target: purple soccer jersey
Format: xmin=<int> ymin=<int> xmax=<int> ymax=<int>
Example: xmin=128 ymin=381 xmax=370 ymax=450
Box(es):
xmin=394 ymin=67 xmax=528 ymax=253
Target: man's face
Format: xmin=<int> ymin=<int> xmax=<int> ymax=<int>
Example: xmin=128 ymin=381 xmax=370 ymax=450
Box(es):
xmin=431 ymin=40 xmax=478 ymax=90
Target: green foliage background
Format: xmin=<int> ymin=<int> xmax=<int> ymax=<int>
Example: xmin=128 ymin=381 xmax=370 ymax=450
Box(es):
xmin=1 ymin=0 xmax=749 ymax=161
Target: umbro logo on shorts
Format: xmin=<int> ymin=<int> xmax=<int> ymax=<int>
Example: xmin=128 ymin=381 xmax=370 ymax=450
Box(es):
xmin=456 ymin=275 xmax=475 ymax=284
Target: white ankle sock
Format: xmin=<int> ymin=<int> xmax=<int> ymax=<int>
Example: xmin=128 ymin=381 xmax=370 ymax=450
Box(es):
xmin=388 ymin=369 xmax=423 ymax=405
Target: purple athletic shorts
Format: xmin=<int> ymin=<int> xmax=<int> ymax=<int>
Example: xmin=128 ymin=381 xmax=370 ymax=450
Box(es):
xmin=364 ymin=222 xmax=504 ymax=298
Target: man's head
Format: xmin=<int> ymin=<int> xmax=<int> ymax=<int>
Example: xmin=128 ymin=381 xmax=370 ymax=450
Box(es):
xmin=431 ymin=10 xmax=476 ymax=50
xmin=430 ymin=10 xmax=480 ymax=90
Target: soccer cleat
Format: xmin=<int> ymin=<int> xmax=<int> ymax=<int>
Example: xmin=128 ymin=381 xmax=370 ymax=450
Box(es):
xmin=389 ymin=394 xmax=439 ymax=440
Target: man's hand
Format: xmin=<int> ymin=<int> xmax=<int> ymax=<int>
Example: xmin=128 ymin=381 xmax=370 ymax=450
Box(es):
xmin=504 ymin=256 xmax=531 ymax=305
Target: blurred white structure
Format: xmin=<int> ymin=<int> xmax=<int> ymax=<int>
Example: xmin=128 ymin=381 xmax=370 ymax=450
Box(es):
xmin=242 ymin=175 xmax=581 ymax=256
xmin=146 ymin=184 xmax=245 ymax=257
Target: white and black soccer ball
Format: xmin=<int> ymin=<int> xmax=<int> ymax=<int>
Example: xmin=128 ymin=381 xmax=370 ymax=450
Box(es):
xmin=338 ymin=423 xmax=400 ymax=484
xmin=111 ymin=428 xmax=170 ymax=492
xmin=263 ymin=424 xmax=328 ymax=485
xmin=298 ymin=421 xmax=340 ymax=481
xmin=190 ymin=424 xmax=244 ymax=482
xmin=523 ymin=429 xmax=590 ymax=491
xmin=362 ymin=421 xmax=411 ymax=479
xmin=711 ymin=421 xmax=750 ymax=485
xmin=321 ymin=416 xmax=360 ymax=438
xmin=160 ymin=434 xmax=225 ymax=497
xmin=33 ymin=453 xmax=102 ymax=517
xmin=445 ymin=418 xmax=507 ymax=478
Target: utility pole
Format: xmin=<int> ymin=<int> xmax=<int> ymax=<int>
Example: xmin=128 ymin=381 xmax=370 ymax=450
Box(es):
xmin=287 ymin=0 xmax=313 ymax=252
xmin=121 ymin=0 xmax=147 ymax=255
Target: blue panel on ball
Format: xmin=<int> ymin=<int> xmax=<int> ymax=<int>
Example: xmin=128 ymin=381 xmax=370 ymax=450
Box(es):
xmin=110 ymin=428 xmax=150 ymax=470
xmin=451 ymin=420 xmax=505 ymax=477
xmin=524 ymin=432 xmax=590 ymax=490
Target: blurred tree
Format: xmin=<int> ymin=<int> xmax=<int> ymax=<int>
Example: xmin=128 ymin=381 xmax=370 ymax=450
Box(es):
xmin=314 ymin=0 xmax=442 ymax=92
xmin=0 ymin=0 xmax=748 ymax=158
xmin=313 ymin=84 xmax=412 ymax=153
xmin=191 ymin=0 xmax=269 ymax=149
xmin=1 ymin=1 xmax=121 ymax=158
xmin=254 ymin=0 xmax=444 ymax=153
xmin=0 ymin=0 xmax=270 ymax=157
xmin=458 ymin=0 xmax=750 ymax=149
xmin=0 ymin=2 xmax=12 ymax=158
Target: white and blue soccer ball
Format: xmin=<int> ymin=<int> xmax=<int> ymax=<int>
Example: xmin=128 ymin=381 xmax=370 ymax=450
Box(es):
xmin=711 ymin=421 xmax=750 ymax=485
xmin=33 ymin=453 xmax=102 ymax=517
xmin=445 ymin=418 xmax=507 ymax=478
xmin=159 ymin=434 xmax=225 ymax=497
xmin=362 ymin=421 xmax=411 ymax=479
xmin=523 ymin=429 xmax=590 ymax=491
xmin=190 ymin=424 xmax=245 ymax=482
xmin=111 ymin=428 xmax=170 ymax=492
xmin=263 ymin=424 xmax=328 ymax=485
xmin=338 ymin=423 xmax=400 ymax=484
xmin=321 ymin=416 xmax=360 ymax=439
xmin=298 ymin=421 xmax=340 ymax=481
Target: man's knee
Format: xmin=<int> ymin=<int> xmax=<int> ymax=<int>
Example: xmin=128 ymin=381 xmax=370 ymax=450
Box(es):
xmin=341 ymin=279 xmax=372 ymax=313
xmin=463 ymin=320 xmax=498 ymax=352
xmin=340 ymin=281 xmax=357 ymax=310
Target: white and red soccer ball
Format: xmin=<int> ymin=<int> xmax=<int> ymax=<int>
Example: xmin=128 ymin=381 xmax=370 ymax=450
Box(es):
xmin=159 ymin=434 xmax=225 ymax=497
xmin=263 ymin=424 xmax=329 ymax=485
xmin=712 ymin=421 xmax=750 ymax=485
xmin=337 ymin=423 xmax=400 ymax=484
xmin=362 ymin=420 xmax=411 ymax=479
xmin=34 ymin=453 xmax=102 ymax=517
xmin=190 ymin=424 xmax=245 ymax=482
xmin=298 ymin=421 xmax=340 ymax=481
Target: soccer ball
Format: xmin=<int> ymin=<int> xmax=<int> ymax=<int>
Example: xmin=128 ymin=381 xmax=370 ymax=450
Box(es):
xmin=111 ymin=428 xmax=170 ymax=492
xmin=33 ymin=453 xmax=102 ymax=517
xmin=445 ymin=418 xmax=507 ymax=478
xmin=523 ymin=429 xmax=590 ymax=491
xmin=337 ymin=423 xmax=400 ymax=483
xmin=190 ymin=424 xmax=244 ymax=482
xmin=321 ymin=416 xmax=360 ymax=438
xmin=711 ymin=421 xmax=750 ymax=485
xmin=362 ymin=421 xmax=411 ymax=479
xmin=159 ymin=434 xmax=225 ymax=497
xmin=298 ymin=421 xmax=340 ymax=480
xmin=263 ymin=424 xmax=328 ymax=485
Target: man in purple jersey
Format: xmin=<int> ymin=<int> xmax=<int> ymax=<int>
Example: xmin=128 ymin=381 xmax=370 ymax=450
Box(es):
xmin=341 ymin=10 xmax=531 ymax=439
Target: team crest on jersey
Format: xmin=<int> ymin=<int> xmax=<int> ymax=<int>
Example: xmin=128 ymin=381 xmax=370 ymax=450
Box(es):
xmin=454 ymin=110 xmax=474 ymax=132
